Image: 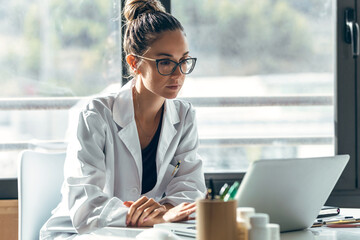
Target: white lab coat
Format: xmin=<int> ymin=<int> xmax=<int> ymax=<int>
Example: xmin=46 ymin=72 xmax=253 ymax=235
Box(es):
xmin=40 ymin=81 xmax=206 ymax=239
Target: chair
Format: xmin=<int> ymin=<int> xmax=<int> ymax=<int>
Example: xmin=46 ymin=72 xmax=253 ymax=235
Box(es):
xmin=18 ymin=150 xmax=66 ymax=240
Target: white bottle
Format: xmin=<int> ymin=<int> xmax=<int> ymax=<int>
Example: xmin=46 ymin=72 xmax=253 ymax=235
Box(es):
xmin=267 ymin=223 xmax=280 ymax=240
xmin=249 ymin=213 xmax=270 ymax=240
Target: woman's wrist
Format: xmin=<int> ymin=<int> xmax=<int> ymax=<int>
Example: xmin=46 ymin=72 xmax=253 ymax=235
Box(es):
xmin=163 ymin=203 xmax=174 ymax=210
xmin=151 ymin=204 xmax=174 ymax=225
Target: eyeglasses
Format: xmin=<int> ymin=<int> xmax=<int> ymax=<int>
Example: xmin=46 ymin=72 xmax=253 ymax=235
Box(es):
xmin=134 ymin=55 xmax=197 ymax=76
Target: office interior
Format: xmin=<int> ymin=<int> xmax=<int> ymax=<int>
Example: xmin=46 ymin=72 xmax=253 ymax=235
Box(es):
xmin=1 ymin=0 xmax=360 ymax=239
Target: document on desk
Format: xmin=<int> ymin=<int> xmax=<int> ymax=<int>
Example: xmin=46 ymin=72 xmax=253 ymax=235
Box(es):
xmin=154 ymin=221 xmax=196 ymax=238
xmin=335 ymin=231 xmax=360 ymax=238
xmin=89 ymin=226 xmax=194 ymax=240
xmin=90 ymin=227 xmax=144 ymax=239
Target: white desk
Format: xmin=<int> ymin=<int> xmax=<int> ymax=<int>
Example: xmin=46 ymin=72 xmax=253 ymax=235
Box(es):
xmin=76 ymin=208 xmax=360 ymax=240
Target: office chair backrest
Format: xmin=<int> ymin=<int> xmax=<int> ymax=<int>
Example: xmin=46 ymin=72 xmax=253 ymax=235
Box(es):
xmin=18 ymin=150 xmax=66 ymax=240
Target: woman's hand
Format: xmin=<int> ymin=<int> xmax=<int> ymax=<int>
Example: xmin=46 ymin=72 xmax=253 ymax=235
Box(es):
xmin=124 ymin=199 xmax=196 ymax=227
xmin=138 ymin=202 xmax=196 ymax=227
xmin=124 ymin=196 xmax=167 ymax=227
xmin=162 ymin=202 xmax=196 ymax=222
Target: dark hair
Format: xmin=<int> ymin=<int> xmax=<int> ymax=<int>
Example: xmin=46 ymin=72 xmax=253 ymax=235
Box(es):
xmin=123 ymin=0 xmax=184 ymax=57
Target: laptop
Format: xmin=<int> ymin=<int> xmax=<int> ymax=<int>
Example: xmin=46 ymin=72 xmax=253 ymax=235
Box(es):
xmin=235 ymin=155 xmax=349 ymax=232
xmin=155 ymin=155 xmax=349 ymax=236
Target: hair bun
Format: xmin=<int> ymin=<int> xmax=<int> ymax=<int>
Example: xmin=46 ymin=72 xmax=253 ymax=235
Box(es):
xmin=124 ymin=0 xmax=166 ymax=22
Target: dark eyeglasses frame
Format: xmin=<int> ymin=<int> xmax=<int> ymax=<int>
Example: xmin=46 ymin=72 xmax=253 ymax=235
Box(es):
xmin=134 ymin=55 xmax=197 ymax=76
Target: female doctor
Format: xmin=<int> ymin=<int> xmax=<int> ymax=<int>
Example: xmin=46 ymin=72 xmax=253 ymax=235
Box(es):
xmin=40 ymin=0 xmax=206 ymax=239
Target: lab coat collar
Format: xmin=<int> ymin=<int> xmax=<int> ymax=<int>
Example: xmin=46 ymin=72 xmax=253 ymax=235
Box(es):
xmin=112 ymin=80 xmax=134 ymax=128
xmin=112 ymin=81 xmax=180 ymax=128
xmin=112 ymin=81 xmax=142 ymax=180
xmin=111 ymin=80 xmax=180 ymax=183
xmin=112 ymin=80 xmax=180 ymax=128
xmin=163 ymin=97 xmax=181 ymax=126
xmin=156 ymin=99 xmax=179 ymax=167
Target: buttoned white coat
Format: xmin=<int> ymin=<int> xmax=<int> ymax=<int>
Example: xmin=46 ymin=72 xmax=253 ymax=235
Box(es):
xmin=40 ymin=81 xmax=206 ymax=239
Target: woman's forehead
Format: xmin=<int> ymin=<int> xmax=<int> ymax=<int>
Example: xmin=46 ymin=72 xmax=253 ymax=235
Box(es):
xmin=147 ymin=30 xmax=189 ymax=57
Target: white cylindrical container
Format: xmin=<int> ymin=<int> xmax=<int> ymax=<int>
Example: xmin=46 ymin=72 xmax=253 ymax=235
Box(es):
xmin=249 ymin=213 xmax=270 ymax=240
xmin=267 ymin=223 xmax=280 ymax=240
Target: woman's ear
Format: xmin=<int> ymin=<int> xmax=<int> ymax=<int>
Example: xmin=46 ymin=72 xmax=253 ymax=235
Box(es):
xmin=126 ymin=54 xmax=140 ymax=74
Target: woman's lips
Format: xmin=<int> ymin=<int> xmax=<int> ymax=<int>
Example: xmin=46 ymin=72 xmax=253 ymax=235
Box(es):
xmin=166 ymin=85 xmax=181 ymax=90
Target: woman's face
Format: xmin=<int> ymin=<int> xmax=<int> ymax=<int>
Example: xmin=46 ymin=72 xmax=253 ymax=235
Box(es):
xmin=137 ymin=29 xmax=189 ymax=99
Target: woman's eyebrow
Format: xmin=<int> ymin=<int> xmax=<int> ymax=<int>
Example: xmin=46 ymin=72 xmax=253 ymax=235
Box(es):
xmin=156 ymin=51 xmax=190 ymax=57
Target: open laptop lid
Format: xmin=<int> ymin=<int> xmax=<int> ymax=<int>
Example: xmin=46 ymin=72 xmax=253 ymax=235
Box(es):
xmin=235 ymin=155 xmax=349 ymax=232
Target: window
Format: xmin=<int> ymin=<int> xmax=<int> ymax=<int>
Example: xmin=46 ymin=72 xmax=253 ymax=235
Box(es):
xmin=172 ymin=0 xmax=334 ymax=172
xmin=0 ymin=0 xmax=121 ymax=179
xmin=1 ymin=0 xmax=360 ymax=206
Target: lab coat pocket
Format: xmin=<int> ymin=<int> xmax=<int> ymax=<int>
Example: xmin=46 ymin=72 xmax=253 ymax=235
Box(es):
xmin=159 ymin=164 xmax=176 ymax=193
xmin=165 ymin=164 xmax=177 ymax=181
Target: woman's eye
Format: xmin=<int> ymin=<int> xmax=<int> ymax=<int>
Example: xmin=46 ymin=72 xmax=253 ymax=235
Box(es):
xmin=159 ymin=60 xmax=172 ymax=66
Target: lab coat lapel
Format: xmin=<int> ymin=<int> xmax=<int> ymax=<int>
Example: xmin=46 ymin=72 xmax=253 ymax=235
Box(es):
xmin=112 ymin=81 xmax=143 ymax=181
xmin=117 ymin=124 xmax=142 ymax=179
xmin=157 ymin=100 xmax=180 ymax=174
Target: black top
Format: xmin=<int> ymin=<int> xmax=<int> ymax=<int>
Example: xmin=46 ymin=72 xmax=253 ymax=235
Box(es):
xmin=141 ymin=109 xmax=163 ymax=194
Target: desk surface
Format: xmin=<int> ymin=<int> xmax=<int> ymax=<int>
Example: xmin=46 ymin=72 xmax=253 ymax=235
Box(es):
xmin=76 ymin=208 xmax=360 ymax=240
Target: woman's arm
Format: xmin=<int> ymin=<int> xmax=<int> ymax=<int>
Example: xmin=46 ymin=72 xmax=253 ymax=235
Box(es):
xmin=64 ymin=109 xmax=128 ymax=234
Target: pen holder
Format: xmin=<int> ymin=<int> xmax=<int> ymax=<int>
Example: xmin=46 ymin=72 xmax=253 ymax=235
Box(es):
xmin=196 ymin=199 xmax=237 ymax=240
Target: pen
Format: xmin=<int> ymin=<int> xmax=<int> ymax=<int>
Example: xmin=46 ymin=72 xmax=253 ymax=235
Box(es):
xmin=324 ymin=218 xmax=360 ymax=225
xmin=312 ymin=218 xmax=360 ymax=228
xmin=224 ymin=181 xmax=240 ymax=202
xmin=219 ymin=183 xmax=230 ymax=200
xmin=171 ymin=161 xmax=181 ymax=176
xmin=326 ymin=223 xmax=360 ymax=228
xmin=205 ymin=188 xmax=212 ymax=200
xmin=209 ymin=178 xmax=215 ymax=200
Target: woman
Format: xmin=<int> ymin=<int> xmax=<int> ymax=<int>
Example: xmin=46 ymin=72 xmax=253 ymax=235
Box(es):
xmin=40 ymin=0 xmax=206 ymax=238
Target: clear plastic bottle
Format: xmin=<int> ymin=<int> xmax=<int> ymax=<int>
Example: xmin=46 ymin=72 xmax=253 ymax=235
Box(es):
xmin=249 ymin=213 xmax=270 ymax=240
xmin=237 ymin=207 xmax=255 ymax=229
xmin=236 ymin=207 xmax=254 ymax=240
xmin=237 ymin=217 xmax=248 ymax=240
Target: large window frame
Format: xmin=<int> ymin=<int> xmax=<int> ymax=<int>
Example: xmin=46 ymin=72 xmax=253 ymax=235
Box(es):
xmin=1 ymin=0 xmax=360 ymax=207
xmin=325 ymin=0 xmax=360 ymax=207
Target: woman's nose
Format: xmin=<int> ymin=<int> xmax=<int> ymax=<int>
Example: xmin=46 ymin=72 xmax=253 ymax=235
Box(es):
xmin=171 ymin=64 xmax=183 ymax=77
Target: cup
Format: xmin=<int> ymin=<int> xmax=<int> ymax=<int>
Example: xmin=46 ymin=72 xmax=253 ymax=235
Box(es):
xmin=196 ymin=199 xmax=237 ymax=240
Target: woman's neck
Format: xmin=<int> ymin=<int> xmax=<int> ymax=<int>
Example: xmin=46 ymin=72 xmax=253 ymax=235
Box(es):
xmin=133 ymin=82 xmax=164 ymax=122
